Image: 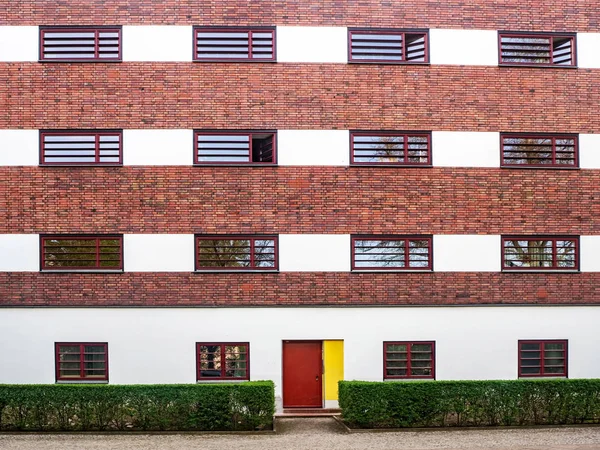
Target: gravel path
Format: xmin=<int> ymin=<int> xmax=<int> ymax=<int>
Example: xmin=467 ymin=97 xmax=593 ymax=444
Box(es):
xmin=0 ymin=418 xmax=599 ymax=450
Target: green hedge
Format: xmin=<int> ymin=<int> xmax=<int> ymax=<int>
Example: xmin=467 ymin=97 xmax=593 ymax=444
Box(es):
xmin=339 ymin=379 xmax=600 ymax=428
xmin=0 ymin=382 xmax=274 ymax=431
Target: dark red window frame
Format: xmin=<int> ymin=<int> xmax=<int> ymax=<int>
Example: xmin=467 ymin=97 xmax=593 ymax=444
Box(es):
xmin=41 ymin=235 xmax=124 ymax=271
xmin=384 ymin=341 xmax=435 ymax=380
xmin=501 ymin=133 xmax=578 ymax=168
xmin=40 ymin=130 xmax=123 ymax=166
xmin=193 ymin=27 xmax=276 ymax=62
xmin=518 ymin=340 xmax=568 ymax=378
xmin=502 ymin=236 xmax=579 ymax=271
xmin=352 ymin=235 xmax=433 ymax=271
xmin=348 ymin=28 xmax=429 ymax=64
xmin=498 ymin=32 xmax=576 ymax=67
xmin=195 ymin=235 xmax=278 ymax=271
xmin=196 ymin=342 xmax=250 ymax=381
xmin=350 ymin=131 xmax=431 ymax=166
xmin=55 ymin=342 xmax=109 ymax=382
xmin=39 ymin=26 xmax=122 ymax=62
xmin=194 ymin=131 xmax=277 ymax=165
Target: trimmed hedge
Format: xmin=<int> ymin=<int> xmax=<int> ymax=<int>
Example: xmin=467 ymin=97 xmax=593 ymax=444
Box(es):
xmin=339 ymin=379 xmax=600 ymax=428
xmin=0 ymin=382 xmax=274 ymax=431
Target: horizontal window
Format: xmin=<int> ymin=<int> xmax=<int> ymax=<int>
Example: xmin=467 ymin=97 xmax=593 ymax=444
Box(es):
xmin=55 ymin=343 xmax=108 ymax=381
xmin=197 ymin=343 xmax=249 ymax=380
xmin=40 ymin=131 xmax=122 ymax=166
xmin=41 ymin=236 xmax=123 ymax=271
xmin=501 ymin=134 xmax=578 ymax=168
xmin=499 ymin=32 xmax=575 ymax=67
xmin=502 ymin=237 xmax=578 ymax=270
xmin=351 ymin=132 xmax=431 ymax=165
xmin=40 ymin=27 xmax=121 ymax=62
xmin=195 ymin=236 xmax=278 ymax=271
xmin=193 ymin=27 xmax=275 ymax=62
xmin=519 ymin=340 xmax=567 ymax=377
xmin=194 ymin=131 xmax=276 ymax=164
xmin=384 ymin=341 xmax=435 ymax=379
xmin=349 ymin=29 xmax=428 ymax=63
xmin=352 ymin=236 xmax=432 ymax=270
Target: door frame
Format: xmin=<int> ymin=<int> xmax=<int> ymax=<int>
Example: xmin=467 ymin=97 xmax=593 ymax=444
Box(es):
xmin=281 ymin=340 xmax=323 ymax=408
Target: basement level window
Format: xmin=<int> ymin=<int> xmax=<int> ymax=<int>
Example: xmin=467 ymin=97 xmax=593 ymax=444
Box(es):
xmin=352 ymin=236 xmax=432 ymax=271
xmin=193 ymin=27 xmax=276 ymax=62
xmin=195 ymin=236 xmax=278 ymax=271
xmin=40 ymin=131 xmax=122 ymax=166
xmin=196 ymin=343 xmax=249 ymax=381
xmin=384 ymin=341 xmax=435 ymax=379
xmin=348 ymin=29 xmax=428 ymax=63
xmin=194 ymin=131 xmax=276 ymax=164
xmin=501 ymin=133 xmax=578 ymax=168
xmin=499 ymin=32 xmax=576 ymax=67
xmin=518 ymin=340 xmax=567 ymax=377
xmin=502 ymin=236 xmax=578 ymax=271
xmin=350 ymin=132 xmax=431 ymax=165
xmin=41 ymin=235 xmax=123 ymax=271
xmin=55 ymin=343 xmax=108 ymax=382
xmin=39 ymin=26 xmax=121 ymax=62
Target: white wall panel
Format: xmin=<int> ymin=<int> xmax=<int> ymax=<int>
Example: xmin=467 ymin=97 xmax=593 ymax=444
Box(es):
xmin=0 ymin=235 xmax=39 ymax=271
xmin=0 ymin=26 xmax=38 ymax=61
xmin=433 ymin=235 xmax=501 ymax=272
xmin=123 ymin=130 xmax=192 ymax=165
xmin=429 ymin=29 xmax=498 ymax=66
xmin=122 ymin=26 xmax=192 ymax=61
xmin=276 ymin=26 xmax=347 ymax=63
xmin=579 ymin=134 xmax=600 ymax=169
xmin=432 ymin=131 xmax=500 ymax=167
xmin=123 ymin=234 xmax=195 ymax=272
xmin=0 ymin=130 xmax=39 ymax=166
xmin=279 ymin=234 xmax=350 ymax=271
xmin=577 ymin=33 xmax=600 ymax=69
xmin=580 ymin=236 xmax=600 ymax=272
xmin=278 ymin=130 xmax=349 ymax=165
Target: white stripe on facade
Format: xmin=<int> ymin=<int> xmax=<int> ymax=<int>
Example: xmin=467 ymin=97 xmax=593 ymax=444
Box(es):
xmin=579 ymin=236 xmax=600 ymax=272
xmin=278 ymin=130 xmax=349 ymax=166
xmin=0 ymin=130 xmax=39 ymax=166
xmin=0 ymin=235 xmax=39 ymax=271
xmin=0 ymin=26 xmax=38 ymax=62
xmin=121 ymin=26 xmax=192 ymax=62
xmin=579 ymin=134 xmax=600 ymax=169
xmin=123 ymin=129 xmax=193 ymax=165
xmin=279 ymin=234 xmax=351 ymax=271
xmin=432 ymin=131 xmax=500 ymax=167
xmin=123 ymin=234 xmax=195 ymax=272
xmin=576 ymin=33 xmax=600 ymax=69
xmin=433 ymin=235 xmax=501 ymax=272
xmin=429 ymin=29 xmax=499 ymax=66
xmin=276 ymin=26 xmax=348 ymax=63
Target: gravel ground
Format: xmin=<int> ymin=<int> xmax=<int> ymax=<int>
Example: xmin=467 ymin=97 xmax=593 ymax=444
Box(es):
xmin=1 ymin=418 xmax=600 ymax=450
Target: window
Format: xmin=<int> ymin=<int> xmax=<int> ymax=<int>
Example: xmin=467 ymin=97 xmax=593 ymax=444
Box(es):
xmin=502 ymin=236 xmax=578 ymax=271
xmin=193 ymin=27 xmax=275 ymax=62
xmin=518 ymin=340 xmax=567 ymax=377
xmin=348 ymin=29 xmax=428 ymax=63
xmin=40 ymin=27 xmax=121 ymax=62
xmin=40 ymin=131 xmax=122 ymax=166
xmin=195 ymin=236 xmax=278 ymax=271
xmin=384 ymin=341 xmax=435 ymax=379
xmin=501 ymin=133 xmax=578 ymax=168
xmin=55 ymin=343 xmax=108 ymax=381
xmin=499 ymin=32 xmax=576 ymax=67
xmin=352 ymin=236 xmax=432 ymax=270
xmin=41 ymin=236 xmax=123 ymax=271
xmin=350 ymin=132 xmax=431 ymax=166
xmin=194 ymin=131 xmax=276 ymax=164
xmin=196 ymin=343 xmax=249 ymax=380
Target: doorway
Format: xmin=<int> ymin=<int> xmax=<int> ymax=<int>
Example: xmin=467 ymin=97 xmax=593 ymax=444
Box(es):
xmin=282 ymin=340 xmax=323 ymax=408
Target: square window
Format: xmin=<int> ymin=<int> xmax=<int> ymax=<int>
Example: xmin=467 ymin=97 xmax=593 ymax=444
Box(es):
xmin=502 ymin=236 xmax=578 ymax=271
xmin=499 ymin=32 xmax=576 ymax=67
xmin=352 ymin=236 xmax=432 ymax=271
xmin=518 ymin=340 xmax=567 ymax=377
xmin=348 ymin=29 xmax=428 ymax=64
xmin=41 ymin=235 xmax=123 ymax=271
xmin=194 ymin=131 xmax=276 ymax=164
xmin=195 ymin=236 xmax=278 ymax=271
xmin=55 ymin=343 xmax=108 ymax=381
xmin=384 ymin=341 xmax=435 ymax=379
xmin=193 ymin=27 xmax=276 ymax=62
xmin=40 ymin=130 xmax=123 ymax=166
xmin=501 ymin=133 xmax=578 ymax=168
xmin=40 ymin=26 xmax=122 ymax=62
xmin=351 ymin=132 xmax=431 ymax=166
xmin=196 ymin=343 xmax=249 ymax=380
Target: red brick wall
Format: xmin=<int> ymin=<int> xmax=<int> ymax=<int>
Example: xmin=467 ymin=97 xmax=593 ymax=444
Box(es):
xmin=2 ymin=1 xmax=599 ymax=31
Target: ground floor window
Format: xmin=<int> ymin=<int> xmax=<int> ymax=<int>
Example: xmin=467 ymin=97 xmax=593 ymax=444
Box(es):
xmin=384 ymin=341 xmax=435 ymax=379
xmin=55 ymin=343 xmax=108 ymax=381
xmin=196 ymin=343 xmax=249 ymax=380
xmin=518 ymin=340 xmax=567 ymax=377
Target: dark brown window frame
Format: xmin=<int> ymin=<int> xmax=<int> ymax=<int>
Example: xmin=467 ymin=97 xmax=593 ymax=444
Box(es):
xmin=518 ymin=340 xmax=568 ymax=378
xmin=502 ymin=236 xmax=579 ymax=271
xmin=498 ymin=31 xmax=577 ymax=68
xmin=39 ymin=26 xmax=122 ymax=62
xmin=352 ymin=235 xmax=433 ymax=271
xmin=40 ymin=130 xmax=123 ymax=166
xmin=193 ymin=130 xmax=277 ymax=165
xmin=193 ymin=26 xmax=276 ymax=62
xmin=195 ymin=235 xmax=279 ymax=271
xmin=55 ymin=342 xmax=109 ymax=382
xmin=348 ymin=28 xmax=429 ymax=64
xmin=500 ymin=133 xmax=578 ymax=168
xmin=350 ymin=131 xmax=432 ymax=166
xmin=384 ymin=341 xmax=435 ymax=380
xmin=196 ymin=342 xmax=250 ymax=381
xmin=41 ymin=235 xmax=124 ymax=272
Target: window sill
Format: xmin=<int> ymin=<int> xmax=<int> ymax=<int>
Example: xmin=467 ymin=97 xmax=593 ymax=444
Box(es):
xmin=498 ymin=63 xmax=577 ymax=69
xmin=39 ymin=60 xmax=122 ymax=63
xmin=42 ymin=270 xmax=124 ymax=274
xmin=349 ymin=61 xmax=430 ymax=66
xmin=196 ymin=379 xmax=249 ymax=383
xmin=500 ymin=165 xmax=579 ymax=170
xmin=194 ymin=270 xmax=279 ymax=274
xmin=351 ymin=269 xmax=432 ymax=273
xmin=40 ymin=164 xmax=123 ymax=168
xmin=350 ymin=164 xmax=433 ymax=168
xmin=384 ymin=378 xmax=435 ymax=382
xmin=502 ymin=270 xmax=579 ymax=274
xmin=193 ymin=163 xmax=277 ymax=167
xmin=56 ymin=380 xmax=108 ymax=384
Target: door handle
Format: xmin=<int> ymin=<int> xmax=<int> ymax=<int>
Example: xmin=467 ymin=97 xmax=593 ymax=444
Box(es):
xmin=316 ymin=375 xmax=319 ymax=381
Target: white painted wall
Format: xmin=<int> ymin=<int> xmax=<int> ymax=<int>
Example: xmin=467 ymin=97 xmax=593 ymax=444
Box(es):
xmin=432 ymin=131 xmax=500 ymax=167
xmin=279 ymin=234 xmax=350 ymax=271
xmin=0 ymin=130 xmax=39 ymax=166
xmin=123 ymin=234 xmax=195 ymax=272
xmin=433 ymin=235 xmax=501 ymax=272
xmin=123 ymin=130 xmax=193 ymax=165
xmin=276 ymin=26 xmax=347 ymax=63
xmin=0 ymin=26 xmax=38 ymax=61
xmin=577 ymin=33 xmax=600 ymax=69
xmin=429 ymin=29 xmax=498 ymax=66
xmin=278 ymin=130 xmax=349 ymax=165
xmin=122 ymin=26 xmax=192 ymax=62
xmin=579 ymin=134 xmax=600 ymax=169
xmin=580 ymin=236 xmax=600 ymax=272
xmin=0 ymin=234 xmax=39 ymax=271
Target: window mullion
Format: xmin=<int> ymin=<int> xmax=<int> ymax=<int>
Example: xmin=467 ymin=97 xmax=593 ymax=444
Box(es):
xmin=404 ymin=240 xmax=410 ymax=269
xmin=249 ymin=239 xmax=255 ymax=269
xmin=407 ymin=344 xmax=412 ymax=376
xmin=80 ymin=344 xmax=85 ymax=379
xmin=248 ymin=30 xmax=253 ymax=60
xmin=401 ymin=32 xmax=406 ymax=62
xmin=221 ymin=344 xmax=226 ymax=379
xmin=96 ymin=238 xmax=100 ymax=268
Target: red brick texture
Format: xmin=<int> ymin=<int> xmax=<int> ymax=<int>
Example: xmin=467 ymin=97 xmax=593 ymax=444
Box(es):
xmin=1 ymin=64 xmax=598 ymax=131
xmin=2 ymin=1 xmax=599 ymax=31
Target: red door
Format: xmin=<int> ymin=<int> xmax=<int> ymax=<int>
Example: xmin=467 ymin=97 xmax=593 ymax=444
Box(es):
xmin=282 ymin=341 xmax=323 ymax=408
